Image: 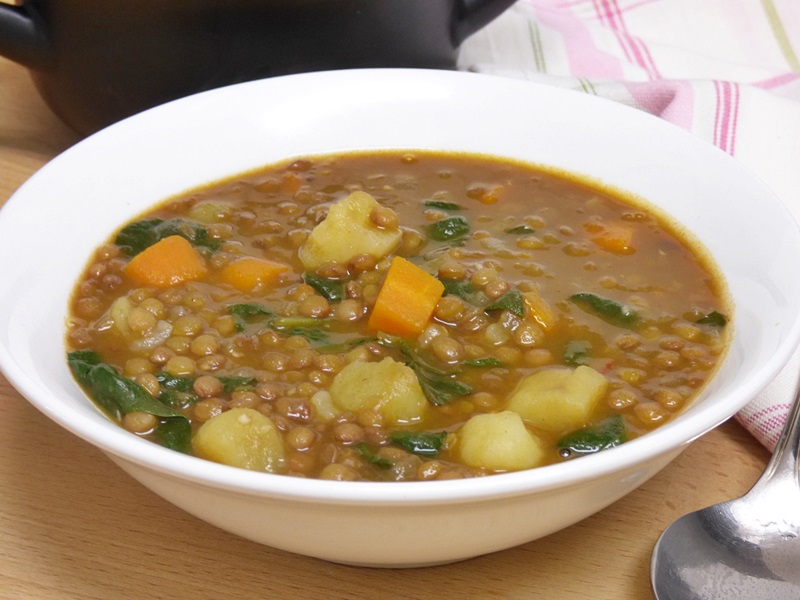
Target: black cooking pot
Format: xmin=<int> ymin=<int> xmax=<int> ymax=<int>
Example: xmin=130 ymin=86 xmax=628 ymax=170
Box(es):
xmin=0 ymin=0 xmax=515 ymax=135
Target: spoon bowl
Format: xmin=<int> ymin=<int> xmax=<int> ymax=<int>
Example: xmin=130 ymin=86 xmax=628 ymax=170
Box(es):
xmin=651 ymin=381 xmax=800 ymax=599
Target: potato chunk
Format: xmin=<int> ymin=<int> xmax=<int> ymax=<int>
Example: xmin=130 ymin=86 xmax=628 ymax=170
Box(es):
xmin=458 ymin=411 xmax=545 ymax=471
xmin=298 ymin=191 xmax=402 ymax=271
xmin=329 ymin=357 xmax=428 ymax=424
xmin=192 ymin=408 xmax=285 ymax=473
xmin=506 ymin=365 xmax=608 ymax=432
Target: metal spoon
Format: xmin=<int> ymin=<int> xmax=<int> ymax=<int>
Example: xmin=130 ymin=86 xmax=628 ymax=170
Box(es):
xmin=651 ymin=382 xmax=800 ymax=600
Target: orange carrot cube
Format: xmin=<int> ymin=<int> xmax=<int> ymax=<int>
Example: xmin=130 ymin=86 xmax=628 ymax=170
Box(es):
xmin=124 ymin=235 xmax=207 ymax=288
xmin=220 ymin=257 xmax=290 ymax=292
xmin=367 ymin=256 xmax=445 ymax=338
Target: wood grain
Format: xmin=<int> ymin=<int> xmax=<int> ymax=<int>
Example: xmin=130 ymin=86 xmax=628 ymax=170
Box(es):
xmin=0 ymin=56 xmax=771 ymax=600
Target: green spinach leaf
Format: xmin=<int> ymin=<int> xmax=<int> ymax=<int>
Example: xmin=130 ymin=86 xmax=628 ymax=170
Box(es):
xmin=67 ymin=351 xmax=191 ymax=452
xmin=564 ymin=340 xmax=592 ymax=366
xmin=695 ymin=310 xmax=728 ymax=327
xmin=304 ymin=272 xmax=345 ymax=303
xmin=426 ymin=216 xmax=470 ymax=242
xmin=557 ymin=415 xmax=627 ymax=456
xmin=115 ymin=218 xmax=220 ymax=256
xmin=569 ymin=292 xmax=639 ymax=329
xmin=155 ymin=372 xmax=255 ymax=397
xmin=356 ymin=443 xmax=393 ymax=469
xmin=227 ymin=303 xmax=274 ymax=332
xmin=227 ymin=306 xmax=334 ymax=342
xmin=317 ymin=336 xmax=378 ymax=354
xmin=67 ymin=349 xmax=102 ymax=384
xmin=218 ymin=375 xmax=258 ymax=394
xmin=484 ymin=289 xmax=525 ymax=318
xmin=417 ymin=375 xmax=473 ymax=406
xmin=157 ymin=389 xmax=197 ymax=408
xmin=287 ymin=328 xmax=329 ymax=342
xmin=505 ymin=225 xmax=536 ymax=235
xmin=379 ymin=335 xmax=473 ymax=406
xmin=270 ymin=316 xmax=331 ymax=342
xmin=463 ymin=357 xmax=503 ymax=368
xmin=156 ymin=372 xmax=195 ymax=393
xmin=390 ymin=431 xmax=447 ymax=457
xmin=424 ymin=200 xmax=464 ymax=211
xmin=155 ymin=419 xmax=192 ymax=454
xmin=440 ymin=278 xmax=486 ymax=306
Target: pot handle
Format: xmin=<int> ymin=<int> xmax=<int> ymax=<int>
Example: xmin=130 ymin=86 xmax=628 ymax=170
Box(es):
xmin=0 ymin=3 xmax=50 ymax=68
xmin=452 ymin=0 xmax=516 ymax=45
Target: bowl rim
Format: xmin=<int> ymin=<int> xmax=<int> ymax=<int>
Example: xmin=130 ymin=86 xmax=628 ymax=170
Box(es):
xmin=2 ymin=67 xmax=800 ymax=505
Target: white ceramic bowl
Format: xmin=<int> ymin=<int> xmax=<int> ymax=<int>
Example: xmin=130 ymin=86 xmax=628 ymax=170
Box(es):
xmin=2 ymin=69 xmax=800 ymax=568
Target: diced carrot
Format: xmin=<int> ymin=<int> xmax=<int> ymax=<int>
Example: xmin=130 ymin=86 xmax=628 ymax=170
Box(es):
xmin=367 ymin=256 xmax=445 ymax=338
xmin=591 ymin=224 xmax=635 ymax=255
xmin=469 ymin=185 xmax=506 ymax=205
xmin=124 ymin=235 xmax=207 ymax=289
xmin=523 ymin=290 xmax=558 ymax=330
xmin=220 ymin=256 xmax=290 ymax=292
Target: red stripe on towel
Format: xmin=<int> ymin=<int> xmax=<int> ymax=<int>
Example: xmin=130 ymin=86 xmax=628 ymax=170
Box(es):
xmin=713 ymin=80 xmax=740 ymax=155
xmin=593 ymin=0 xmax=661 ymax=79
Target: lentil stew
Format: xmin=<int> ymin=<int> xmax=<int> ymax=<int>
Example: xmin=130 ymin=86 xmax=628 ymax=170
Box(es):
xmin=66 ymin=151 xmax=732 ymax=481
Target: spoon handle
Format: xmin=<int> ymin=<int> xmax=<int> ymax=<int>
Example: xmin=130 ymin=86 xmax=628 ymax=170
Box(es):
xmin=751 ymin=380 xmax=800 ymax=490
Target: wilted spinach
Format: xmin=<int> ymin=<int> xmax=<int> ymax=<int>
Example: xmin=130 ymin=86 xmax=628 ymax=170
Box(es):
xmin=390 ymin=431 xmax=447 ymax=457
xmin=569 ymin=292 xmax=639 ymax=329
xmin=484 ymin=289 xmax=525 ymax=318
xmin=378 ymin=335 xmax=472 ymax=405
xmin=303 ymin=272 xmax=345 ymax=303
xmin=115 ymin=218 xmax=220 ymax=256
xmin=426 ymin=216 xmax=470 ymax=242
xmin=564 ymin=340 xmax=592 ymax=366
xmin=424 ymin=200 xmax=464 ymax=211
xmin=695 ymin=311 xmax=728 ymax=327
xmin=67 ymin=350 xmax=191 ymax=452
xmin=557 ymin=415 xmax=627 ymax=456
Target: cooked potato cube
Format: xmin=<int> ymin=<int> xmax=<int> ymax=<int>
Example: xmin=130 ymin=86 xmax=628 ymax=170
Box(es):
xmin=458 ymin=411 xmax=545 ymax=471
xmin=192 ymin=408 xmax=285 ymax=473
xmin=329 ymin=357 xmax=428 ymax=424
xmin=506 ymin=365 xmax=608 ymax=432
xmin=310 ymin=390 xmax=340 ymax=423
xmin=298 ymin=191 xmax=402 ymax=271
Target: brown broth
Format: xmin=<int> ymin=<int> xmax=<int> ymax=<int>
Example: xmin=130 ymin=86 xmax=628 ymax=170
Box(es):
xmin=66 ymin=151 xmax=732 ymax=481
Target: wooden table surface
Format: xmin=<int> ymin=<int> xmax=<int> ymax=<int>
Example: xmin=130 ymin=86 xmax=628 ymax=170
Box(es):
xmin=0 ymin=56 xmax=773 ymax=600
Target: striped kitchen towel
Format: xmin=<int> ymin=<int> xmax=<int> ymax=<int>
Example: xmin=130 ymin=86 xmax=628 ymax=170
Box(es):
xmin=458 ymin=0 xmax=800 ymax=451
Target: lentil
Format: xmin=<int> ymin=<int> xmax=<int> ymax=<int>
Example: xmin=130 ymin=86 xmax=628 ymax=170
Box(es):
xmin=122 ymin=411 xmax=158 ymax=434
